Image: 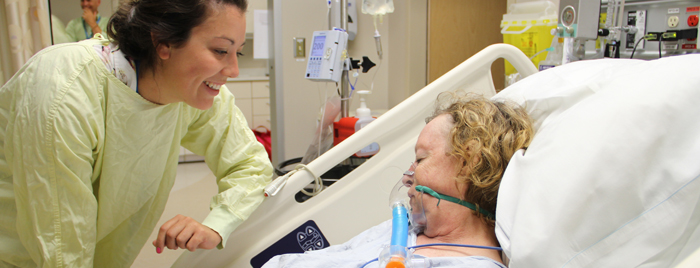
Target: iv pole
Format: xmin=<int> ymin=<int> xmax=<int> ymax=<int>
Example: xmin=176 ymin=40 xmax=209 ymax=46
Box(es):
xmin=339 ymin=0 xmax=350 ymax=118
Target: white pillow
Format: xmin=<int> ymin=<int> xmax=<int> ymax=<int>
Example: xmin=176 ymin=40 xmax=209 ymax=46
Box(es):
xmin=492 ymin=54 xmax=700 ymax=268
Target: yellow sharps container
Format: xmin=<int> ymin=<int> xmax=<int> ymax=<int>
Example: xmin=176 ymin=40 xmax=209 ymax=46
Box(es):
xmin=501 ymin=1 xmax=559 ymax=77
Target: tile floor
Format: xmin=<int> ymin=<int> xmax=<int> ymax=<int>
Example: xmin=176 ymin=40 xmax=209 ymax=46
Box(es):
xmin=131 ymin=162 xmax=217 ymax=268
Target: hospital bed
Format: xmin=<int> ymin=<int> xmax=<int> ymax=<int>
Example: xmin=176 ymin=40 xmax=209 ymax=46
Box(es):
xmin=172 ymin=44 xmax=700 ymax=267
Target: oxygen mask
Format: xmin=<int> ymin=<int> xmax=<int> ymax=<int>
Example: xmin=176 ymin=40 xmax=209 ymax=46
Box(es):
xmin=388 ymin=163 xmax=427 ymax=234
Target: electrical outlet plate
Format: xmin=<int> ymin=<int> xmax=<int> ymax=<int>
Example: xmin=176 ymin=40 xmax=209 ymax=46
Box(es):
xmin=688 ymin=15 xmax=699 ymax=27
xmin=293 ymin=37 xmax=305 ymax=58
xmin=668 ymin=15 xmax=680 ymax=27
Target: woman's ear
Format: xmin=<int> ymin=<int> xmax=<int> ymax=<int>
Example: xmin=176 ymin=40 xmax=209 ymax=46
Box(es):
xmin=152 ymin=33 xmax=171 ymax=60
xmin=155 ymin=43 xmax=171 ymax=60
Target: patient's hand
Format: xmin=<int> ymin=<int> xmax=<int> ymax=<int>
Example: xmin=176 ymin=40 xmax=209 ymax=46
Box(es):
xmin=153 ymin=214 xmax=222 ymax=253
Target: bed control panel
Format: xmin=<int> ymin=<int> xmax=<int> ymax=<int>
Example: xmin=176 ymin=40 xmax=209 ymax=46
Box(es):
xmin=250 ymin=220 xmax=330 ymax=268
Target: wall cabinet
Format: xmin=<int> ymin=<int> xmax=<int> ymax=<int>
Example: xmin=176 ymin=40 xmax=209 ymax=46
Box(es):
xmin=246 ymin=0 xmax=268 ymax=34
xmin=227 ymin=80 xmax=271 ymax=129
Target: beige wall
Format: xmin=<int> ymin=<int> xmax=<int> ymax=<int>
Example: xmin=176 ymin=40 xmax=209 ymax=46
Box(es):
xmin=274 ymin=0 xmax=427 ymax=162
xmin=388 ymin=0 xmax=427 ymax=107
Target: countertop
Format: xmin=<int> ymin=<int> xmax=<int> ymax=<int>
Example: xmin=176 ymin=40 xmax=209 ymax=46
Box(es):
xmin=227 ymin=76 xmax=270 ymax=82
xmin=227 ymin=68 xmax=270 ymax=82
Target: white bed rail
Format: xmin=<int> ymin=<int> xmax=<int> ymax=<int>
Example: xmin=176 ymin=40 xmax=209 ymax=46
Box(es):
xmin=172 ymin=44 xmax=537 ymax=268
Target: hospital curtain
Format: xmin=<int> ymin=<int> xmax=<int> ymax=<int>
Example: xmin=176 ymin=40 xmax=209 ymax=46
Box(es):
xmin=1 ymin=0 xmax=51 ymax=85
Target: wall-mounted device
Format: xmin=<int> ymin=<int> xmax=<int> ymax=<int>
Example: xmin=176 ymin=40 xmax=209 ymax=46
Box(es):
xmin=625 ymin=10 xmax=647 ymax=50
xmin=557 ymin=0 xmax=602 ymax=39
xmin=305 ymin=29 xmax=349 ymax=82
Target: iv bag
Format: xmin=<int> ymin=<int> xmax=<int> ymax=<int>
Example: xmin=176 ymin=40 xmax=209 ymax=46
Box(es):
xmin=362 ymin=0 xmax=394 ymax=16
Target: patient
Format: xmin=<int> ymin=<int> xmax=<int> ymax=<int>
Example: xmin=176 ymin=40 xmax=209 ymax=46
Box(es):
xmin=263 ymin=92 xmax=534 ymax=268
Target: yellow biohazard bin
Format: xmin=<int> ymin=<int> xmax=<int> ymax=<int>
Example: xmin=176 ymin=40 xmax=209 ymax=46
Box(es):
xmin=501 ymin=1 xmax=559 ymax=76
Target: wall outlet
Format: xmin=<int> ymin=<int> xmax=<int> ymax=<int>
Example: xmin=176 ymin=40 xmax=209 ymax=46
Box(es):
xmin=688 ymin=15 xmax=699 ymax=27
xmin=668 ymin=15 xmax=680 ymax=27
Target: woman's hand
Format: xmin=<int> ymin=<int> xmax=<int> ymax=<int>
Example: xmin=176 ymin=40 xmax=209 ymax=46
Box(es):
xmin=153 ymin=214 xmax=222 ymax=253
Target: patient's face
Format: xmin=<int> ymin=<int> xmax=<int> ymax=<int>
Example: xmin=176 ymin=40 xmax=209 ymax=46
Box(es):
xmin=408 ymin=114 xmax=468 ymax=233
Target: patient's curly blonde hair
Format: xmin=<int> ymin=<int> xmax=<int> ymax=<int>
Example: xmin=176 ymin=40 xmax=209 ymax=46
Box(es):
xmin=427 ymin=92 xmax=534 ymax=226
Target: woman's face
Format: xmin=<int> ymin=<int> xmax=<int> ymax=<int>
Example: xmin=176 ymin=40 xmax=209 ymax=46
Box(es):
xmin=406 ymin=114 xmax=468 ymax=233
xmin=156 ymin=5 xmax=246 ymax=110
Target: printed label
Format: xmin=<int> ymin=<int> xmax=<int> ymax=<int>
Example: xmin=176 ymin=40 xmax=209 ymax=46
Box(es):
xmin=668 ymin=8 xmax=680 ymax=14
xmin=682 ymin=44 xmax=697 ymax=49
xmin=539 ymin=65 xmax=557 ymax=71
xmin=687 ymin=7 xmax=700 ymax=13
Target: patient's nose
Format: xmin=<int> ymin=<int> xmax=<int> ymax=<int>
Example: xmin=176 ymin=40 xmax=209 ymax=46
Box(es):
xmin=402 ymin=172 xmax=414 ymax=186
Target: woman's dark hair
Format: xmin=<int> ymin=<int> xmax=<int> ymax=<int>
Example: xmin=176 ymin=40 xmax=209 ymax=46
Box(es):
xmin=107 ymin=0 xmax=247 ymax=72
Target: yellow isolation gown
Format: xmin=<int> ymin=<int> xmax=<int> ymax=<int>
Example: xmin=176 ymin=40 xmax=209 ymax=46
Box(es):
xmin=0 ymin=37 xmax=272 ymax=267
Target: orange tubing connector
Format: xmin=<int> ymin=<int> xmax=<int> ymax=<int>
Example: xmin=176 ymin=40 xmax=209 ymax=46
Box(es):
xmin=385 ymin=256 xmax=406 ymax=268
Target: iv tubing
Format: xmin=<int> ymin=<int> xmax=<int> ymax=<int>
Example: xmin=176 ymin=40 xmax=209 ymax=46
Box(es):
xmin=327 ymin=1 xmax=331 ymax=30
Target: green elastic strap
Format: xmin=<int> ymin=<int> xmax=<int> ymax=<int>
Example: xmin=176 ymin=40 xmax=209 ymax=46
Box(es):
xmin=415 ymin=185 xmax=495 ymax=220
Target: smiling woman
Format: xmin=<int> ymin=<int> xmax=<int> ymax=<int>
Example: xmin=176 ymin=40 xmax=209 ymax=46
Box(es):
xmin=0 ymin=0 xmax=273 ymax=267
xmin=108 ymin=0 xmax=247 ymax=109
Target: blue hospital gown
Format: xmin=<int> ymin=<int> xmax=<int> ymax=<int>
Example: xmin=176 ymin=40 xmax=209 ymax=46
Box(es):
xmin=262 ymin=220 xmax=506 ymax=268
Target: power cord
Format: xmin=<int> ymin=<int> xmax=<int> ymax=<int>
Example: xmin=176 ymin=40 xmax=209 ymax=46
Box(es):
xmin=630 ymin=33 xmax=659 ymax=59
xmin=264 ymin=164 xmax=323 ymax=197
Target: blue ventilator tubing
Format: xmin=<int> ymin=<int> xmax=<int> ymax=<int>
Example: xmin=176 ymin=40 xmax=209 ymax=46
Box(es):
xmin=391 ymin=205 xmax=409 ymax=248
xmin=387 ymin=204 xmax=410 ymax=268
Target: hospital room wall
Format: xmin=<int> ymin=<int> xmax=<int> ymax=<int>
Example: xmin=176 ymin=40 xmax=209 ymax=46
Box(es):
xmin=274 ymin=0 xmax=428 ymax=163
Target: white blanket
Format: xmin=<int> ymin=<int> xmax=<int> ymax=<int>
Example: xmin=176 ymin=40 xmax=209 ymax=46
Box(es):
xmin=493 ymin=54 xmax=700 ymax=267
xmin=262 ymin=220 xmax=505 ymax=268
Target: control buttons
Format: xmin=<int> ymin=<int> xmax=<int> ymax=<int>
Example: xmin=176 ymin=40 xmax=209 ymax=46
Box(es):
xmin=307 ymin=57 xmax=323 ymax=78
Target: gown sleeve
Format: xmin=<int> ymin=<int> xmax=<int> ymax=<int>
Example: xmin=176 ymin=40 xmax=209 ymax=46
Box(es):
xmin=180 ymin=87 xmax=273 ymax=248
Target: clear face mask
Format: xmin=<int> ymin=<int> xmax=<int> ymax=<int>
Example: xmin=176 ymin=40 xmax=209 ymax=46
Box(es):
xmin=391 ymin=163 xmax=495 ymax=233
xmin=388 ymin=168 xmax=427 ymax=234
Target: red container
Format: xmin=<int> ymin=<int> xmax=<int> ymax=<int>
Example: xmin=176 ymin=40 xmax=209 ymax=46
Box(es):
xmin=333 ymin=117 xmax=358 ymax=146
